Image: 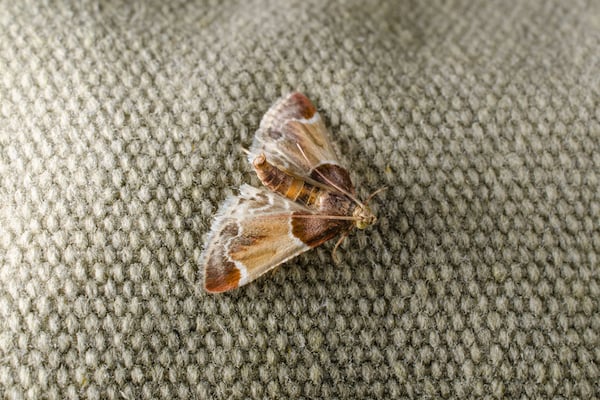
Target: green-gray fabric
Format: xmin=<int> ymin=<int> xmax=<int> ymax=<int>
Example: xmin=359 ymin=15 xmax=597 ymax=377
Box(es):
xmin=1 ymin=1 xmax=599 ymax=398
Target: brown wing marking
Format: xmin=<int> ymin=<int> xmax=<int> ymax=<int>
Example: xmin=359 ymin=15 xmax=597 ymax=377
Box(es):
xmin=310 ymin=163 xmax=356 ymax=195
xmin=291 ymin=212 xmax=351 ymax=248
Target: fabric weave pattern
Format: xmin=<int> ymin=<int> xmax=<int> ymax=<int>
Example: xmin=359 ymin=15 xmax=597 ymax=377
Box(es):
xmin=0 ymin=1 xmax=599 ymax=398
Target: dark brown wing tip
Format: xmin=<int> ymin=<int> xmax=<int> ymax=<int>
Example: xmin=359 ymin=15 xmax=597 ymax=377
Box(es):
xmin=203 ymin=258 xmax=241 ymax=293
xmin=204 ymin=276 xmax=239 ymax=293
xmin=286 ymin=92 xmax=317 ymax=119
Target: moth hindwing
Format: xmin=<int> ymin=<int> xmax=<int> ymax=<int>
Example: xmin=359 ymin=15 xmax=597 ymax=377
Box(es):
xmin=201 ymin=92 xmax=377 ymax=293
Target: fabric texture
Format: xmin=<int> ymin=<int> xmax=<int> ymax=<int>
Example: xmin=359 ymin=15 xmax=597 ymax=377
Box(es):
xmin=1 ymin=0 xmax=599 ymax=398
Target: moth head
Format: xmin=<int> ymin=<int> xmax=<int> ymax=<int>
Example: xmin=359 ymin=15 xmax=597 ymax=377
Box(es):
xmin=352 ymin=186 xmax=386 ymax=229
xmin=353 ymin=204 xmax=376 ymax=230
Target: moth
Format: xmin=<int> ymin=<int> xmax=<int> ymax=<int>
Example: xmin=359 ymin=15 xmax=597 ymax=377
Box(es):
xmin=201 ymin=92 xmax=381 ymax=293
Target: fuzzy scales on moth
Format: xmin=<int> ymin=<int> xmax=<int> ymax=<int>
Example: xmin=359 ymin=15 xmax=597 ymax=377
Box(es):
xmin=200 ymin=92 xmax=379 ymax=293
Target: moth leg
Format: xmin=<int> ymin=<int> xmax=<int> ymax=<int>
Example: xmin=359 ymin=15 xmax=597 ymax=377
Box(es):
xmin=331 ymin=230 xmax=350 ymax=264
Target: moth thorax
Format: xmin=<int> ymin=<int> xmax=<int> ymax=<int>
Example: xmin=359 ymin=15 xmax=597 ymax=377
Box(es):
xmin=353 ymin=204 xmax=376 ymax=230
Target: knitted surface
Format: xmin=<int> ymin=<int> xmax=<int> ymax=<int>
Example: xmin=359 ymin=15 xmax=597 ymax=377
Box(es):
xmin=1 ymin=1 xmax=599 ymax=398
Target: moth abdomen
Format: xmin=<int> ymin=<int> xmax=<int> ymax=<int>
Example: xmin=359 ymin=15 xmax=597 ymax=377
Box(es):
xmin=253 ymin=154 xmax=321 ymax=208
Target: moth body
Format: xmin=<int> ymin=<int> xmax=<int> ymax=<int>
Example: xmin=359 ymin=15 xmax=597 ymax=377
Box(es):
xmin=201 ymin=92 xmax=378 ymax=293
xmin=253 ymin=153 xmax=323 ymax=208
xmin=253 ymin=153 xmax=356 ymax=216
xmin=253 ymin=152 xmax=356 ymax=247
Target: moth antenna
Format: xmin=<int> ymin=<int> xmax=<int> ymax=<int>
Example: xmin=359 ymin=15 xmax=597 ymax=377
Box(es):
xmin=240 ymin=146 xmax=251 ymax=156
xmin=292 ymin=214 xmax=359 ymax=221
xmin=295 ymin=143 xmax=365 ymax=208
xmin=249 ymin=213 xmax=360 ymax=222
xmin=364 ymin=186 xmax=388 ymax=204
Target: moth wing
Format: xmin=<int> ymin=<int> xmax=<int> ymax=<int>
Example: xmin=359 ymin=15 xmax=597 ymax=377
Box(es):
xmin=249 ymin=92 xmax=344 ymax=179
xmin=200 ymin=185 xmax=317 ymax=293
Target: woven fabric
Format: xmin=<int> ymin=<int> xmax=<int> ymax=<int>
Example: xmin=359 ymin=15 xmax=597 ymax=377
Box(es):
xmin=1 ymin=1 xmax=599 ymax=398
